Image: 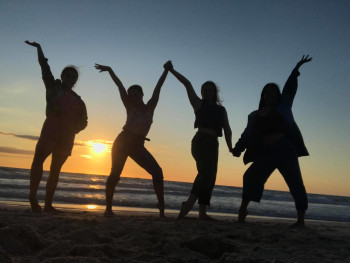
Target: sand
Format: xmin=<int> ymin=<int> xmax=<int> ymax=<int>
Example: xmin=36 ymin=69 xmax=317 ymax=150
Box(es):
xmin=0 ymin=202 xmax=349 ymax=263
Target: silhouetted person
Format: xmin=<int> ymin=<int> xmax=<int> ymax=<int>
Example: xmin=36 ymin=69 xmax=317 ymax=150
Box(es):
xmin=94 ymin=61 xmax=172 ymax=218
xmin=168 ymin=62 xmax=233 ymax=220
xmin=25 ymin=41 xmax=88 ymax=213
xmin=232 ymin=55 xmax=312 ymax=227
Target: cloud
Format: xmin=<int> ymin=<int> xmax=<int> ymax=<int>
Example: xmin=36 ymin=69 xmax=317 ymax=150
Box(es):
xmin=0 ymin=131 xmax=113 ymax=151
xmin=80 ymin=155 xmax=93 ymax=159
xmin=73 ymin=140 xmax=87 ymax=147
xmin=0 ymin=131 xmax=39 ymax=141
xmin=75 ymin=139 xmax=113 ymax=149
xmin=0 ymin=146 xmax=34 ymax=155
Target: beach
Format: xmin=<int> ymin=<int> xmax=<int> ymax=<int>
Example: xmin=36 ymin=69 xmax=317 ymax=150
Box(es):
xmin=0 ymin=202 xmax=349 ymax=263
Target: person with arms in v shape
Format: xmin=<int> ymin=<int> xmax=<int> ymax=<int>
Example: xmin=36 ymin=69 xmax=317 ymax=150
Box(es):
xmin=95 ymin=61 xmax=172 ymax=218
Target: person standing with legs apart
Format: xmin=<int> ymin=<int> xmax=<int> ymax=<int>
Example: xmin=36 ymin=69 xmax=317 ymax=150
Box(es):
xmin=94 ymin=61 xmax=172 ymax=218
xmin=168 ymin=62 xmax=233 ymax=220
xmin=231 ymin=55 xmax=312 ymax=227
xmin=25 ymin=41 xmax=88 ymax=213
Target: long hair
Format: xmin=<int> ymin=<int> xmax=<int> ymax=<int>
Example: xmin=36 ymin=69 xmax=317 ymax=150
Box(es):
xmin=258 ymin=83 xmax=281 ymax=110
xmin=201 ymin=81 xmax=222 ymax=105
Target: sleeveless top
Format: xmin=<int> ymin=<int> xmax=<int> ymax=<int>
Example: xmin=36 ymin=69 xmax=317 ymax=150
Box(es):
xmin=194 ymin=100 xmax=225 ymax=137
xmin=123 ymin=107 xmax=153 ymax=137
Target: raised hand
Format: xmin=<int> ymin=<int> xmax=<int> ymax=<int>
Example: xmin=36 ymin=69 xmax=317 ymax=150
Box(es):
xmin=163 ymin=60 xmax=173 ymax=71
xmin=296 ymin=55 xmax=312 ymax=69
xmin=94 ymin=64 xmax=111 ymax=72
xmin=25 ymin=40 xmax=40 ymax=48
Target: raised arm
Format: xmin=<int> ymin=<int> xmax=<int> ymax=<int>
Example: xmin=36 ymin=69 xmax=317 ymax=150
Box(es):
xmin=25 ymin=40 xmax=55 ymax=88
xmin=25 ymin=41 xmax=45 ymax=60
xmin=169 ymin=65 xmax=201 ymax=111
xmin=281 ymin=55 xmax=312 ymax=107
xmin=222 ymin=108 xmax=233 ymax=152
xmin=147 ymin=61 xmax=171 ymax=111
xmin=94 ymin=64 xmax=128 ymax=107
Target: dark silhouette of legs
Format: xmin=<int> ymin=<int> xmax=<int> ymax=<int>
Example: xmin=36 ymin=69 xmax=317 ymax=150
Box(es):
xmin=178 ymin=193 xmax=197 ymax=219
xmin=43 ymin=153 xmax=68 ymax=213
xmin=105 ymin=131 xmax=165 ymax=218
xmin=105 ymin=152 xmax=127 ymax=218
xmin=239 ymin=155 xmax=275 ymax=222
xmin=238 ymin=199 xmax=250 ymax=223
xmin=238 ymin=138 xmax=308 ymax=226
xmin=130 ymin=147 xmax=165 ymax=217
xmin=182 ymin=133 xmax=218 ymax=220
xmin=277 ymin=155 xmax=308 ymax=227
xmin=29 ymin=142 xmax=52 ymax=212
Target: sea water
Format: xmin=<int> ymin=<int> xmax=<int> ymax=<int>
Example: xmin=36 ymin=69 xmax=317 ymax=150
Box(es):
xmin=0 ymin=166 xmax=349 ymax=222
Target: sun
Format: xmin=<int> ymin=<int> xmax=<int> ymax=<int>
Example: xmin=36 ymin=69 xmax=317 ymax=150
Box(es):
xmin=91 ymin=142 xmax=107 ymax=154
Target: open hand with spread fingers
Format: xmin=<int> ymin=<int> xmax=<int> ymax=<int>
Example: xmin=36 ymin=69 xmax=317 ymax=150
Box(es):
xmin=296 ymin=55 xmax=312 ymax=70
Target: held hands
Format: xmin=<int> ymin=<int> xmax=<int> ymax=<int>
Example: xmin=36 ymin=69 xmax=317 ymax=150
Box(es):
xmin=94 ymin=64 xmax=111 ymax=73
xmin=25 ymin=40 xmax=40 ymax=48
xmin=231 ymin=147 xmax=241 ymax=157
xmin=296 ymin=55 xmax=312 ymax=70
xmin=163 ymin=60 xmax=173 ymax=71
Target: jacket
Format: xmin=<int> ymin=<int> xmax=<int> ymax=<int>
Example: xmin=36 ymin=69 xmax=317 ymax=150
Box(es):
xmin=39 ymin=57 xmax=88 ymax=134
xmin=234 ymin=68 xmax=309 ymax=164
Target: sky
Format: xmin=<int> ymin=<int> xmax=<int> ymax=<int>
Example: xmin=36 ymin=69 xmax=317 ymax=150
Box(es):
xmin=1 ymin=0 xmax=349 ymax=197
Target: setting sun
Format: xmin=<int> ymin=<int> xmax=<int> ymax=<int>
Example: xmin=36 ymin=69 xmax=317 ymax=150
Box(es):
xmin=89 ymin=142 xmax=107 ymax=154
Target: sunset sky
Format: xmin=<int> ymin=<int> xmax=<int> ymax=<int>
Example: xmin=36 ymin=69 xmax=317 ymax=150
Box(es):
xmin=1 ymin=1 xmax=349 ymax=197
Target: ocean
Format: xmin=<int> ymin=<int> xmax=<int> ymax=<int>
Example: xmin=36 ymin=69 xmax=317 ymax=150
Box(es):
xmin=0 ymin=166 xmax=349 ymax=222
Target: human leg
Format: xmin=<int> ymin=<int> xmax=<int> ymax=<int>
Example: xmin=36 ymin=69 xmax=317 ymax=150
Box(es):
xmin=238 ymin=156 xmax=275 ymax=222
xmin=105 ymin=139 xmax=128 ymax=217
xmin=237 ymin=199 xmax=250 ymax=223
xmin=44 ymin=153 xmax=68 ymax=212
xmin=277 ymin=155 xmax=308 ymax=227
xmin=178 ymin=193 xmax=197 ymax=219
xmin=197 ymin=156 xmax=218 ymax=220
xmin=130 ymin=147 xmax=165 ymax=217
xmin=29 ymin=140 xmax=53 ymax=212
xmin=191 ymin=133 xmax=219 ymax=220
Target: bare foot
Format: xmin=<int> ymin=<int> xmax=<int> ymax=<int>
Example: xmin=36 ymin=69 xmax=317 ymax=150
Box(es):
xmin=43 ymin=205 xmax=62 ymax=214
xmin=237 ymin=209 xmax=248 ymax=223
xmin=199 ymin=214 xmax=217 ymax=221
xmin=157 ymin=203 xmax=167 ymax=218
xmin=104 ymin=209 xmax=115 ymax=218
xmin=178 ymin=201 xmax=191 ymax=219
xmin=29 ymin=198 xmax=42 ymax=213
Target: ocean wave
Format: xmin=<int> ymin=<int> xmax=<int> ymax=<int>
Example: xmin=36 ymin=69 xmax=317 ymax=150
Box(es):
xmin=1 ymin=166 xmax=349 ymax=222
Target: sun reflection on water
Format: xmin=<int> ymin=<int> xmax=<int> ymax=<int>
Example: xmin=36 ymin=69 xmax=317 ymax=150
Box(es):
xmin=86 ymin=205 xmax=97 ymax=210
